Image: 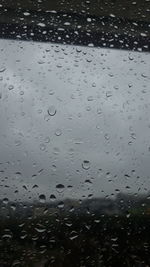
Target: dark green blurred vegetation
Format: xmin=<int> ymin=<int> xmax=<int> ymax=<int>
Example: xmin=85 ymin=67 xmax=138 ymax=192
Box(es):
xmin=0 ymin=194 xmax=150 ymax=266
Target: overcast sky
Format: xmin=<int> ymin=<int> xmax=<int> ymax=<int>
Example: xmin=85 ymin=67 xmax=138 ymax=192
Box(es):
xmin=0 ymin=39 xmax=149 ymax=202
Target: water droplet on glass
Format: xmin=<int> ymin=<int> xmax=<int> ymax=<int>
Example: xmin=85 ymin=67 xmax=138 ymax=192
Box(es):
xmin=50 ymin=194 xmax=56 ymax=201
xmin=128 ymin=83 xmax=133 ymax=88
xmin=39 ymin=194 xmax=46 ymax=203
xmin=87 ymin=96 xmax=93 ymax=101
xmin=86 ymin=106 xmax=91 ymax=111
xmin=56 ymin=184 xmax=65 ymax=193
xmin=92 ymin=82 xmax=96 ymax=87
xmin=57 ymin=201 xmax=64 ymax=209
xmin=20 ymin=90 xmax=24 ymax=95
xmin=37 ymin=22 xmax=46 ymax=27
xmin=40 ymin=143 xmax=46 ymax=151
xmin=48 ymin=106 xmax=57 ymax=116
xmin=49 ymin=90 xmax=54 ymax=95
xmin=97 ymin=108 xmax=102 ymax=114
xmin=106 ymin=91 xmax=112 ymax=98
xmin=128 ymin=55 xmax=134 ymax=60
xmin=104 ymin=134 xmax=110 ymax=141
xmin=23 ymin=12 xmax=30 ymax=16
xmin=131 ymin=133 xmax=136 ymax=140
xmin=8 ymin=85 xmax=14 ymax=90
xmin=0 ymin=67 xmax=6 ymax=73
xmin=2 ymin=198 xmax=9 ymax=204
xmin=15 ymin=140 xmax=21 ymax=146
xmin=141 ymin=73 xmax=147 ymax=78
xmin=45 ymin=136 xmax=50 ymax=143
xmin=35 ymin=226 xmax=46 ymax=233
xmin=15 ymin=171 xmax=22 ymax=179
xmin=55 ymin=129 xmax=62 ymax=136
xmin=82 ymin=160 xmax=90 ymax=170
xmin=85 ymin=179 xmax=92 ymax=185
xmin=69 ymin=231 xmax=78 ymax=240
xmin=32 ymin=184 xmax=38 ymax=189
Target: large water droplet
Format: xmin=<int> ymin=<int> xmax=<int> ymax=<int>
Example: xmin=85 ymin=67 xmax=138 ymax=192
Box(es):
xmin=56 ymin=184 xmax=65 ymax=193
xmin=39 ymin=194 xmax=46 ymax=203
xmin=50 ymin=194 xmax=56 ymax=201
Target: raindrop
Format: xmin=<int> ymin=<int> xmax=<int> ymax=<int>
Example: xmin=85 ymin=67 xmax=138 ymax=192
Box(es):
xmin=32 ymin=184 xmax=38 ymax=189
xmin=56 ymin=184 xmax=65 ymax=193
xmin=22 ymin=185 xmax=27 ymax=190
xmin=38 ymin=60 xmax=45 ymax=64
xmin=97 ymin=108 xmax=102 ymax=114
xmin=37 ymin=22 xmax=46 ymax=27
xmin=10 ymin=204 xmax=16 ymax=211
xmin=39 ymin=194 xmax=46 ymax=203
xmin=40 ymin=143 xmax=46 ymax=151
xmin=69 ymin=231 xmax=78 ymax=240
xmin=20 ymin=90 xmax=24 ymax=95
xmin=57 ymin=201 xmax=64 ymax=209
xmin=15 ymin=140 xmax=21 ymax=146
xmin=131 ymin=133 xmax=136 ymax=140
xmin=50 ymin=194 xmax=56 ymax=201
xmin=55 ymin=129 xmax=62 ymax=136
xmin=82 ymin=160 xmax=90 ymax=170
xmin=86 ymin=106 xmax=91 ymax=111
xmin=8 ymin=85 xmax=14 ymax=90
xmin=92 ymin=82 xmax=96 ymax=87
xmin=84 ymin=179 xmax=92 ymax=185
xmin=96 ymin=124 xmax=100 ymax=129
xmin=128 ymin=55 xmax=134 ymax=60
xmin=128 ymin=83 xmax=133 ymax=88
xmin=104 ymin=134 xmax=110 ymax=141
xmin=45 ymin=137 xmax=50 ymax=143
xmin=49 ymin=90 xmax=54 ymax=95
xmin=35 ymin=226 xmax=46 ymax=233
xmin=141 ymin=73 xmax=147 ymax=78
xmin=87 ymin=17 xmax=92 ymax=22
xmin=2 ymin=198 xmax=9 ymax=204
xmin=48 ymin=106 xmax=57 ymax=116
xmin=52 ymin=164 xmax=56 ymax=171
xmin=87 ymin=96 xmax=93 ymax=101
xmin=114 ymin=85 xmax=119 ymax=90
xmin=23 ymin=12 xmax=30 ymax=16
xmin=106 ymin=91 xmax=112 ymax=97
xmin=0 ymin=67 xmax=6 ymax=73
xmin=15 ymin=172 xmax=22 ymax=179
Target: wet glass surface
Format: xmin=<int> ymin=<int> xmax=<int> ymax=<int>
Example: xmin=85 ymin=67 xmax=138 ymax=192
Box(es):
xmin=0 ymin=0 xmax=149 ymax=50
xmin=0 ymin=38 xmax=149 ymax=266
xmin=0 ymin=0 xmax=150 ymax=266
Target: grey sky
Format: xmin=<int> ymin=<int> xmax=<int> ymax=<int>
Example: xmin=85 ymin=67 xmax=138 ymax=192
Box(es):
xmin=0 ymin=39 xmax=149 ymax=202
